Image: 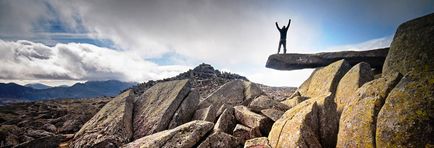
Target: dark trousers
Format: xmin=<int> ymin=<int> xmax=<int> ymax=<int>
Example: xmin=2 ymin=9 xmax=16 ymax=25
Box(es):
xmin=278 ymin=40 xmax=286 ymax=54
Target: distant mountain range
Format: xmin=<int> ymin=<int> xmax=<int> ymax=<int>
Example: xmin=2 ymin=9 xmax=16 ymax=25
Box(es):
xmin=24 ymin=83 xmax=53 ymax=89
xmin=0 ymin=80 xmax=136 ymax=100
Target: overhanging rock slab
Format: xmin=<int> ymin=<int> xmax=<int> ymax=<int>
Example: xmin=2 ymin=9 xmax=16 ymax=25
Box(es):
xmin=266 ymin=48 xmax=388 ymax=71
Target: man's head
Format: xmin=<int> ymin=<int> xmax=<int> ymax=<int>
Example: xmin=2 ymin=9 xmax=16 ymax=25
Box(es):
xmin=282 ymin=26 xmax=286 ymax=29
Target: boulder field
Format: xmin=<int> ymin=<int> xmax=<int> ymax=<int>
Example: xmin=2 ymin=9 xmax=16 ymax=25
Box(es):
xmin=6 ymin=13 xmax=431 ymax=148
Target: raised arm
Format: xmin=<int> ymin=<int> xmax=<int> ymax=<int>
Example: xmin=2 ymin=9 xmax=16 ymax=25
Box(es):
xmin=287 ymin=19 xmax=291 ymax=27
xmin=275 ymin=22 xmax=281 ymax=30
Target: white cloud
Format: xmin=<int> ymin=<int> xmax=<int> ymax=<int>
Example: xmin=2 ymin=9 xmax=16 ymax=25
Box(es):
xmin=0 ymin=39 xmax=190 ymax=83
xmin=325 ymin=36 xmax=393 ymax=52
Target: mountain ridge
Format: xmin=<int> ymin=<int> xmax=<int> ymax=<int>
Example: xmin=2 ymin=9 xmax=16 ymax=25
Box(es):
xmin=0 ymin=80 xmax=136 ymax=101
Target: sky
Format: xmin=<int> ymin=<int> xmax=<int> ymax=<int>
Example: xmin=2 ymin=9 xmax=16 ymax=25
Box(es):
xmin=0 ymin=0 xmax=433 ymax=87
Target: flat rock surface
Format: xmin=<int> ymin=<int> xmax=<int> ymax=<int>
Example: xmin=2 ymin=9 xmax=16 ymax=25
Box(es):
xmin=133 ymin=79 xmax=191 ymax=139
xmin=266 ymin=48 xmax=388 ymax=71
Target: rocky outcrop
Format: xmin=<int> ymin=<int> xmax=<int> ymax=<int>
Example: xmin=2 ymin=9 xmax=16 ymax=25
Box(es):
xmin=382 ymin=13 xmax=434 ymax=77
xmin=335 ymin=62 xmax=374 ymax=113
xmin=376 ymin=71 xmax=434 ymax=147
xmin=194 ymin=80 xmax=264 ymax=123
xmin=268 ymin=101 xmax=321 ymax=148
xmin=266 ymin=48 xmax=388 ymax=71
xmin=131 ymin=63 xmax=248 ymax=98
xmin=244 ymin=137 xmax=272 ymax=148
xmin=124 ymin=120 xmax=214 ymax=148
xmin=70 ymin=90 xmax=134 ymax=148
xmin=133 ymin=79 xmax=192 ymax=139
xmin=337 ymin=73 xmax=402 ymax=147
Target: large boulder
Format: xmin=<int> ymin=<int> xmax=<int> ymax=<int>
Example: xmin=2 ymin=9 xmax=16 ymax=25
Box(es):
xmin=337 ymin=73 xmax=402 ymax=148
xmin=133 ymin=79 xmax=191 ymax=139
xmin=233 ymin=106 xmax=273 ymax=135
xmin=248 ymin=95 xmax=289 ymax=112
xmin=243 ymin=81 xmax=266 ymax=104
xmin=70 ymin=90 xmax=134 ymax=148
xmin=335 ymin=62 xmax=374 ymax=114
xmin=382 ymin=13 xmax=434 ymax=76
xmin=197 ymin=132 xmax=242 ymax=148
xmin=213 ymin=107 xmax=236 ymax=134
xmin=298 ymin=59 xmax=351 ymax=98
xmin=376 ymin=71 xmax=434 ymax=147
xmin=266 ymin=48 xmax=388 ymax=71
xmin=197 ymin=80 xmax=246 ymax=109
xmin=268 ymin=100 xmax=321 ymax=148
xmin=124 ymin=120 xmax=214 ymax=148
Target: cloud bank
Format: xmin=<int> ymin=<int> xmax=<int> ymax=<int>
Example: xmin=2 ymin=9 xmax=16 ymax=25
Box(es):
xmin=0 ymin=39 xmax=189 ymax=82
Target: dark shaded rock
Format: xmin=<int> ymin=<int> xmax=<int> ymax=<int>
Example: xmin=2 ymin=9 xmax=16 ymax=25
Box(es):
xmin=26 ymin=129 xmax=54 ymax=139
xmin=197 ymin=132 xmax=242 ymax=148
xmin=124 ymin=120 xmax=214 ymax=148
xmin=42 ymin=123 xmax=57 ymax=133
xmin=232 ymin=124 xmax=261 ymax=143
xmin=167 ymin=90 xmax=199 ymax=129
xmin=266 ymin=48 xmax=388 ymax=71
xmin=382 ymin=13 xmax=434 ymax=76
xmin=0 ymin=125 xmax=23 ymax=147
xmin=376 ymin=71 xmax=434 ymax=147
xmin=71 ymin=90 xmax=134 ymax=148
xmin=213 ymin=107 xmax=236 ymax=134
xmin=133 ymin=79 xmax=191 ymax=139
xmin=14 ymin=135 xmax=64 ymax=148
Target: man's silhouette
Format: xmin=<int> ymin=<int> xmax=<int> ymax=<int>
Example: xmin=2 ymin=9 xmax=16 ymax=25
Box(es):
xmin=276 ymin=19 xmax=291 ymax=54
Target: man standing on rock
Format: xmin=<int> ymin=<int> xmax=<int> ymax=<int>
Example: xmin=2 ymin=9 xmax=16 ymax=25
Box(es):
xmin=276 ymin=19 xmax=291 ymax=54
